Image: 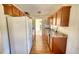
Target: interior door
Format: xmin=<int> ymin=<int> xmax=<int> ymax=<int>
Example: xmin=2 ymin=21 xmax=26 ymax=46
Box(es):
xmin=7 ymin=16 xmax=28 ymax=54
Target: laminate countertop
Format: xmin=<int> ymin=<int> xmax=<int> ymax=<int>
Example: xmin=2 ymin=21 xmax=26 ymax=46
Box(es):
xmin=44 ymin=28 xmax=67 ymax=38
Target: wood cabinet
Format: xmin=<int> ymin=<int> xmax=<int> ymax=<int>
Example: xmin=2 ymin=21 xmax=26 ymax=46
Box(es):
xmin=44 ymin=30 xmax=49 ymax=44
xmin=47 ymin=16 xmax=53 ymax=28
xmin=47 ymin=14 xmax=57 ymax=26
xmin=3 ymin=4 xmax=26 ymax=16
xmin=60 ymin=6 xmax=71 ymax=26
xmin=53 ymin=13 xmax=57 ymax=26
xmin=12 ymin=5 xmax=20 ymax=16
xmin=47 ymin=17 xmax=52 ymax=25
xmin=56 ymin=9 xmax=62 ymax=26
xmin=48 ymin=6 xmax=71 ymax=27
xmin=3 ymin=4 xmax=13 ymax=16
xmin=56 ymin=6 xmax=71 ymax=26
xmin=50 ymin=17 xmax=53 ymax=25
xmin=52 ymin=37 xmax=67 ymax=54
xmin=19 ymin=11 xmax=25 ymax=16
xmin=49 ymin=37 xmax=53 ymax=51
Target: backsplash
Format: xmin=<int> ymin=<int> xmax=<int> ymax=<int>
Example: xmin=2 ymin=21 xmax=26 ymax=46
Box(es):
xmin=57 ymin=27 xmax=69 ymax=34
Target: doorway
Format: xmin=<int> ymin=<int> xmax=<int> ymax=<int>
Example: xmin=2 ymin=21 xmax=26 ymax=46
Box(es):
xmin=35 ymin=19 xmax=42 ymax=35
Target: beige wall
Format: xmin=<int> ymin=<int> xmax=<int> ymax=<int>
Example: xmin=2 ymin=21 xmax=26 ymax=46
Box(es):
xmin=58 ymin=5 xmax=79 ymax=54
xmin=0 ymin=5 xmax=9 ymax=53
xmin=0 ymin=4 xmax=4 ymax=53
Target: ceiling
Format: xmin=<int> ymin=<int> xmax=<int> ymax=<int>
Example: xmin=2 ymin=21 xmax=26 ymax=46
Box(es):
xmin=16 ymin=4 xmax=62 ymax=19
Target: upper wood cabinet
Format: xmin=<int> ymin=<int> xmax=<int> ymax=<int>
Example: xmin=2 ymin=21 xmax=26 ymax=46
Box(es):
xmin=57 ymin=6 xmax=71 ymax=26
xmin=47 ymin=16 xmax=52 ymax=25
xmin=12 ymin=5 xmax=20 ymax=16
xmin=53 ymin=13 xmax=57 ymax=26
xmin=3 ymin=4 xmax=13 ymax=16
xmin=48 ymin=16 xmax=53 ymax=26
xmin=48 ymin=6 xmax=71 ymax=27
xmin=56 ymin=9 xmax=62 ymax=26
xmin=60 ymin=6 xmax=71 ymax=26
xmin=19 ymin=11 xmax=25 ymax=16
xmin=3 ymin=4 xmax=26 ymax=16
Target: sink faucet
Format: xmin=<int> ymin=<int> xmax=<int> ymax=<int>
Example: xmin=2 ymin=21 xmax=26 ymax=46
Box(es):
xmin=55 ymin=26 xmax=58 ymax=33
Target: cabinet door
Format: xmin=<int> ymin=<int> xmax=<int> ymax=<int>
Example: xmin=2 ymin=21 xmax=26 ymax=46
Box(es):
xmin=3 ymin=4 xmax=13 ymax=16
xmin=61 ymin=6 xmax=71 ymax=26
xmin=12 ymin=6 xmax=20 ymax=16
xmin=49 ymin=37 xmax=53 ymax=51
xmin=52 ymin=37 xmax=67 ymax=54
xmin=19 ymin=11 xmax=23 ymax=16
xmin=43 ymin=32 xmax=48 ymax=44
xmin=47 ymin=17 xmax=51 ymax=25
xmin=50 ymin=17 xmax=53 ymax=24
xmin=3 ymin=4 xmax=26 ymax=16
xmin=57 ymin=9 xmax=62 ymax=26
xmin=53 ymin=13 xmax=57 ymax=26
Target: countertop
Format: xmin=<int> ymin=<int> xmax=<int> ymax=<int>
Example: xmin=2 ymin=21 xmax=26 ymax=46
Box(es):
xmin=50 ymin=31 xmax=67 ymax=38
xmin=44 ymin=28 xmax=67 ymax=38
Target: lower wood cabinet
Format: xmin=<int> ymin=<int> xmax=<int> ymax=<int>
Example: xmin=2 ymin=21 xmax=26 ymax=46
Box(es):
xmin=50 ymin=36 xmax=67 ymax=54
xmin=49 ymin=36 xmax=52 ymax=51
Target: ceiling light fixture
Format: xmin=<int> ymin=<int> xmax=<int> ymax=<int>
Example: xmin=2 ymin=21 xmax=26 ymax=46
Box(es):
xmin=37 ymin=11 xmax=41 ymax=14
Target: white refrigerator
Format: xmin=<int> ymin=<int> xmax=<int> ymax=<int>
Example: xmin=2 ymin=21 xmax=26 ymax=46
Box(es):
xmin=6 ymin=16 xmax=32 ymax=54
